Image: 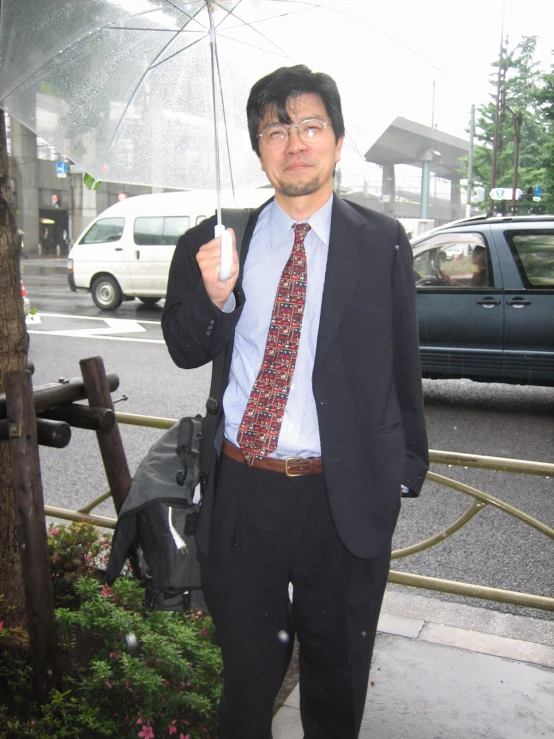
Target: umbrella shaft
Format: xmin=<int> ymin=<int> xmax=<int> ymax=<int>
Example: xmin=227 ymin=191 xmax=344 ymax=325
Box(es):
xmin=208 ymin=3 xmax=222 ymax=226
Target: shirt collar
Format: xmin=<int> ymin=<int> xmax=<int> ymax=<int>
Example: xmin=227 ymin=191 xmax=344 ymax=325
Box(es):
xmin=269 ymin=194 xmax=334 ymax=246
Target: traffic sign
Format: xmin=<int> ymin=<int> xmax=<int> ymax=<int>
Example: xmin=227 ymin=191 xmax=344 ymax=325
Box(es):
xmin=490 ymin=187 xmax=522 ymax=201
xmin=55 ymin=161 xmax=68 ymax=178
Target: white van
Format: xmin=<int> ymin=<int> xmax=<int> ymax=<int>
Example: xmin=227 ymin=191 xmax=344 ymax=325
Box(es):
xmin=67 ymin=188 xmax=273 ymax=310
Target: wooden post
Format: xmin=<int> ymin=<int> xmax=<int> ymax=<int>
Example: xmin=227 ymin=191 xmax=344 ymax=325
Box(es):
xmin=4 ymin=370 xmax=61 ymax=703
xmin=79 ymin=357 xmax=131 ymax=513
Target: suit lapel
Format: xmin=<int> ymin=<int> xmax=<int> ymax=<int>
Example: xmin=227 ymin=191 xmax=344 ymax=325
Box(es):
xmin=315 ymin=197 xmax=371 ymax=367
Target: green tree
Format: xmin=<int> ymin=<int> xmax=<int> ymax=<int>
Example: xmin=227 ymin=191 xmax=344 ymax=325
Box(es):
xmin=473 ymin=36 xmax=550 ymax=214
xmin=536 ymin=58 xmax=554 ymax=213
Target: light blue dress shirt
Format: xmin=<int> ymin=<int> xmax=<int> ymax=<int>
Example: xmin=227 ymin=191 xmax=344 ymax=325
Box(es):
xmin=223 ymin=196 xmax=333 ymax=458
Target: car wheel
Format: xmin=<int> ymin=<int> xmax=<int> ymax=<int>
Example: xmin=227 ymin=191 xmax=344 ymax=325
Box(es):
xmin=138 ymin=297 xmax=161 ymax=308
xmin=91 ymin=275 xmax=123 ymax=311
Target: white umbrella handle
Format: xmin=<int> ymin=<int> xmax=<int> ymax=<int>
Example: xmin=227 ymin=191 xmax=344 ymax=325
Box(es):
xmin=215 ymin=224 xmax=233 ymax=282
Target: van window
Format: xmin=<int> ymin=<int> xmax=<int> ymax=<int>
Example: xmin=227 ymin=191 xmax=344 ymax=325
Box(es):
xmin=82 ymin=217 xmax=125 ymax=244
xmin=163 ymin=216 xmax=190 ymax=245
xmin=134 ymin=216 xmax=190 ymax=246
xmin=134 ymin=217 xmax=164 ymax=246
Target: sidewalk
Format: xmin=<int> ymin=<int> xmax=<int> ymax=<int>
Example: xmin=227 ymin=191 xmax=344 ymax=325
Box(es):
xmin=273 ymin=589 xmax=554 ymax=739
xmin=21 ymin=257 xmax=67 ymax=276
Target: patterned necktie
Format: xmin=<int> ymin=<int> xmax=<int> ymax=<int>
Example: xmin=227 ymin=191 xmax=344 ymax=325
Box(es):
xmin=237 ymin=222 xmax=310 ymax=464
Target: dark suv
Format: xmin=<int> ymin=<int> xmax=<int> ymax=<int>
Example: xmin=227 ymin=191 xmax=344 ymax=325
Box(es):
xmin=410 ymin=215 xmax=554 ymax=387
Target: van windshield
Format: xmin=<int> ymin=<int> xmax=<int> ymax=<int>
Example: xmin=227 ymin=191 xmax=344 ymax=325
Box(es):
xmin=82 ymin=218 xmax=125 ymax=244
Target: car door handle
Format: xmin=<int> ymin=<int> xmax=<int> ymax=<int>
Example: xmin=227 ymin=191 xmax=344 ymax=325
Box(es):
xmin=476 ymin=297 xmax=501 ymax=308
xmin=135 ymin=250 xmax=140 ymax=260
xmin=506 ymin=297 xmax=532 ymax=308
xmin=115 ymin=247 xmax=123 ymax=251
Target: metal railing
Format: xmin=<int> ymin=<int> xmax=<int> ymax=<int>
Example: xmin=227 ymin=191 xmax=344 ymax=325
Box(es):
xmin=44 ymin=411 xmax=554 ymax=612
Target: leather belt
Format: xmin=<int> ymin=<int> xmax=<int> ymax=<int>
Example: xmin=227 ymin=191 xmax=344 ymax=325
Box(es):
xmin=222 ymin=440 xmax=323 ymax=477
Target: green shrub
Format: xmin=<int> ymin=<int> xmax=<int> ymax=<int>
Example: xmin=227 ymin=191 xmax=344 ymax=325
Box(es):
xmin=0 ymin=524 xmax=222 ymax=739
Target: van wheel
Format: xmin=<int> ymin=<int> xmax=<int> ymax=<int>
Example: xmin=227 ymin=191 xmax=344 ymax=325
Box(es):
xmin=138 ymin=297 xmax=161 ymax=308
xmin=91 ymin=275 xmax=122 ymax=310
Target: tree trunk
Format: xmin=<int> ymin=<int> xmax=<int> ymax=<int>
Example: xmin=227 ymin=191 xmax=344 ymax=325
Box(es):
xmin=0 ymin=106 xmax=28 ymax=626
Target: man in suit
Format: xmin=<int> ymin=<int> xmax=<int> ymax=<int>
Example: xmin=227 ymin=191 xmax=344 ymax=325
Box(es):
xmin=162 ymin=65 xmax=428 ymax=739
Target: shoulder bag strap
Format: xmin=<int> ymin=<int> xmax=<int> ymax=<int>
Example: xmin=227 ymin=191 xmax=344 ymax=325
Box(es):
xmin=200 ymin=208 xmax=253 ymax=480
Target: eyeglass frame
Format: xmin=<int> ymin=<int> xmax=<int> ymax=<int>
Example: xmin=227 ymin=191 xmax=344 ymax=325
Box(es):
xmin=257 ymin=118 xmax=334 ymax=147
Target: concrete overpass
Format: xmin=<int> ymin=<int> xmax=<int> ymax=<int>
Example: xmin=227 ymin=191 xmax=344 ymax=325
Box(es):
xmin=364 ymin=116 xmax=470 ymax=221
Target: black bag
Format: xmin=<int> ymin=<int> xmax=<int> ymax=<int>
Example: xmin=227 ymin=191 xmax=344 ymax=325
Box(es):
xmin=106 ymin=415 xmax=206 ymax=611
xmin=106 ymin=207 xmax=255 ymax=611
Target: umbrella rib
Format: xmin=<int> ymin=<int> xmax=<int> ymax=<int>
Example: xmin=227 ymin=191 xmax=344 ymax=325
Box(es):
xmin=149 ymin=35 xmax=210 ymax=70
xmin=94 ymin=12 xmax=204 ymax=183
xmin=216 ymin=0 xmax=444 ymax=74
xmin=163 ymin=0 xmax=209 ymax=30
xmin=212 ymin=1 xmax=303 ymax=62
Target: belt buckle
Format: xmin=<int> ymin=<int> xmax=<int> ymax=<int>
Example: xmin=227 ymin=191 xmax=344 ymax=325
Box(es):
xmin=285 ymin=457 xmax=303 ymax=477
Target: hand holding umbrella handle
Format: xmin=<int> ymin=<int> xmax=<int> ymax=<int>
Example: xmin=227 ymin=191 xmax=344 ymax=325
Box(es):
xmin=215 ymin=225 xmax=233 ymax=282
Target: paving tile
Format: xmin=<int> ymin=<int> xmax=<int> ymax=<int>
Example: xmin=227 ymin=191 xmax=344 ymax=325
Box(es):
xmin=377 ymin=612 xmax=425 ymax=639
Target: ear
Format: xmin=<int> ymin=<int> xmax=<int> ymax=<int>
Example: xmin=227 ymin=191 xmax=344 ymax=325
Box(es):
xmin=335 ymin=136 xmax=344 ymax=164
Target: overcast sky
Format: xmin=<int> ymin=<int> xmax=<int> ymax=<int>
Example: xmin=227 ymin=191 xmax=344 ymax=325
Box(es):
xmin=311 ymin=0 xmax=553 ymax=180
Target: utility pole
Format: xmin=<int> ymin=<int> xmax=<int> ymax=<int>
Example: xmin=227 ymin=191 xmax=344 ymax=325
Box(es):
xmin=511 ymin=111 xmax=523 ymax=215
xmin=488 ymin=15 xmax=505 ymax=216
xmin=466 ymin=104 xmax=475 ymax=219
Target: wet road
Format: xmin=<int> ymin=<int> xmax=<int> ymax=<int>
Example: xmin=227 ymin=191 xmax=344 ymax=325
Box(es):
xmin=22 ymin=259 xmax=554 ymax=619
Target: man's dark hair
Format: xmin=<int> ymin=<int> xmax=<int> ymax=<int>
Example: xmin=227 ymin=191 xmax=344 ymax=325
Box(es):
xmin=247 ymin=65 xmax=345 ymax=155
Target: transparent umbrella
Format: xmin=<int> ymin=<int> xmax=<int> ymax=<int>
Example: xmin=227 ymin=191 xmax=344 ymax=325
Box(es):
xmin=0 ymin=0 xmax=434 ymax=276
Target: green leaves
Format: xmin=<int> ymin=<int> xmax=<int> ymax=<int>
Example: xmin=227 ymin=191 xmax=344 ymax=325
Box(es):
xmin=2 ymin=524 xmax=222 ymax=738
xmin=473 ymin=35 xmax=553 ymax=213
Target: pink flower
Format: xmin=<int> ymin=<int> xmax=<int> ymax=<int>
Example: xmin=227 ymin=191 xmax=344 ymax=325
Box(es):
xmin=52 ymin=553 xmax=60 ymax=563
xmin=101 ymin=585 xmax=112 ymax=597
xmin=138 ymin=725 xmax=155 ymax=739
xmin=105 ymin=680 xmax=113 ymax=689
xmin=0 ymin=622 xmax=3 ymax=631
xmin=179 ymin=735 xmax=190 ymax=739
xmin=198 ymin=627 xmax=208 ymax=636
xmin=49 ymin=527 xmax=59 ymax=536
xmin=168 ymin=725 xmax=177 ymax=735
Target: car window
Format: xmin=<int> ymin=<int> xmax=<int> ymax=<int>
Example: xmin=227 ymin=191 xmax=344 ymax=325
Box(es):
xmin=196 ymin=215 xmax=207 ymax=225
xmin=413 ymin=234 xmax=492 ymax=288
xmin=134 ymin=217 xmax=164 ymax=246
xmin=506 ymin=231 xmax=554 ymax=288
xmin=82 ymin=217 xmax=125 ymax=244
xmin=162 ymin=216 xmax=190 ymax=245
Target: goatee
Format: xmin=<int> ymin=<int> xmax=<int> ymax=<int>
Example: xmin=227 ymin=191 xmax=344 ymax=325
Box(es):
xmin=276 ymin=176 xmax=320 ymax=198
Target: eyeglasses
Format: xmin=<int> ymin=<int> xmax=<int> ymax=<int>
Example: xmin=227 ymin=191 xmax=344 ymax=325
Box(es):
xmin=257 ymin=118 xmax=333 ymax=148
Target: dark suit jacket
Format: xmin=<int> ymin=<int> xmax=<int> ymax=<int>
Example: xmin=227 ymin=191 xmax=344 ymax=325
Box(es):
xmin=162 ymin=195 xmax=429 ymax=560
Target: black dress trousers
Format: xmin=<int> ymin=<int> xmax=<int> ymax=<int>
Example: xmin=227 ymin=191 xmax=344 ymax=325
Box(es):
xmin=200 ymin=453 xmax=391 ymax=739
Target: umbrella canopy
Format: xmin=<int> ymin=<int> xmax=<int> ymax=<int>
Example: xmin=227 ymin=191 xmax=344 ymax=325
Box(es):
xmin=0 ymin=0 xmax=411 ymax=192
